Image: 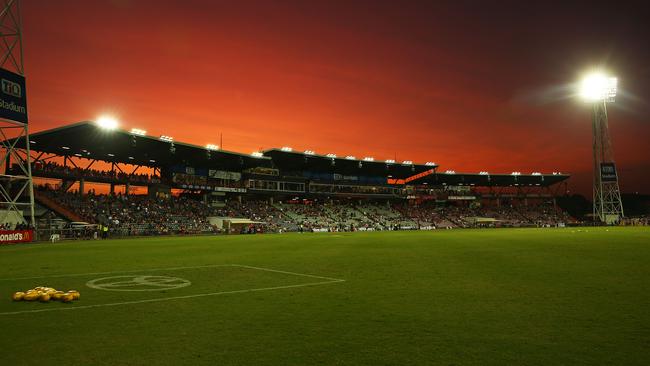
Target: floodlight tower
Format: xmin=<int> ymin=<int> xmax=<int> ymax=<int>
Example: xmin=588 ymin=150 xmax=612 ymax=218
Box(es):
xmin=579 ymin=72 xmax=624 ymax=224
xmin=0 ymin=0 xmax=35 ymax=229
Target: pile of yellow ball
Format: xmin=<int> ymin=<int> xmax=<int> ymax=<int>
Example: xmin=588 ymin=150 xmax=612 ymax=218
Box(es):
xmin=12 ymin=287 xmax=80 ymax=303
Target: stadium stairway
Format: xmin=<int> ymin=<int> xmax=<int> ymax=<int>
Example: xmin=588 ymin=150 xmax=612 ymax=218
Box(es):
xmin=441 ymin=211 xmax=463 ymax=228
xmin=33 ymin=190 xmax=87 ymax=223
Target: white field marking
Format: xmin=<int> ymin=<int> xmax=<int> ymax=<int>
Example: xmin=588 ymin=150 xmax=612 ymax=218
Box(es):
xmin=0 ymin=279 xmax=344 ymax=316
xmin=0 ymin=264 xmax=345 ymax=283
xmin=86 ymin=275 xmax=192 ymax=292
xmin=0 ymin=263 xmax=235 ymax=282
xmin=233 ymin=264 xmax=345 ymax=282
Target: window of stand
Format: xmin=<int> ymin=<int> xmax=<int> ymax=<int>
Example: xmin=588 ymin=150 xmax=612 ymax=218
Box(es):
xmin=247 ymin=179 xmax=305 ymax=193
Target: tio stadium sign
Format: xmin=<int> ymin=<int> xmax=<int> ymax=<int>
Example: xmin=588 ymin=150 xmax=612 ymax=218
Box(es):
xmin=0 ymin=67 xmax=28 ymax=124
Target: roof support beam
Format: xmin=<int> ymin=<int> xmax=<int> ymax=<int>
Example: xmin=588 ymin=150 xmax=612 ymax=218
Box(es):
xmin=83 ymin=159 xmax=97 ymax=172
xmin=67 ymin=156 xmax=79 ymax=169
xmin=129 ymin=165 xmax=142 ymax=176
xmin=113 ymin=162 xmax=125 ymax=174
xmin=32 ymin=151 xmax=44 ymax=164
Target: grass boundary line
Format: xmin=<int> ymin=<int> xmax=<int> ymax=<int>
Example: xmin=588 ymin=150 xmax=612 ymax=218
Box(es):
xmin=0 ymin=279 xmax=344 ymax=316
xmin=1 ymin=264 xmax=345 ymax=282
xmin=0 ymin=263 xmax=238 ymax=281
xmin=1 ymin=264 xmax=346 ymax=315
xmin=233 ymin=264 xmax=345 ymax=282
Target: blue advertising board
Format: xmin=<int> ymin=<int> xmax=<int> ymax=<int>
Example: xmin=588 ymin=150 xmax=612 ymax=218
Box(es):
xmin=600 ymin=162 xmax=618 ymax=182
xmin=0 ymin=67 xmax=27 ymax=124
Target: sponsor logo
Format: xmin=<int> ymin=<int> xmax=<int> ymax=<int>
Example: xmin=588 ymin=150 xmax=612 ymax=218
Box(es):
xmin=1 ymin=78 xmax=21 ymax=98
xmin=0 ymin=68 xmax=28 ymax=123
xmin=0 ymin=230 xmax=34 ymax=244
xmin=0 ymin=232 xmax=23 ymax=241
xmin=0 ymin=98 xmax=26 ymax=114
xmin=600 ymin=163 xmax=618 ymax=182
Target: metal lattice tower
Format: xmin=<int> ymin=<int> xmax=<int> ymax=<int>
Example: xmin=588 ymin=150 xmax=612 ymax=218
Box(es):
xmin=0 ymin=0 xmax=35 ymax=228
xmin=591 ymin=100 xmax=624 ymax=224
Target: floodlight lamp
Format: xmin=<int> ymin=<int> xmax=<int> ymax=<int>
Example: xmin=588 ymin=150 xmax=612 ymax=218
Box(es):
xmin=326 ymin=153 xmax=337 ymax=158
xmin=345 ymin=155 xmax=356 ymax=160
xmin=363 ymin=157 xmax=374 ymax=161
xmin=131 ymin=128 xmax=147 ymax=136
xmin=304 ymin=150 xmax=315 ymax=155
xmin=479 ymin=171 xmax=489 ymax=175
xmin=281 ymin=146 xmax=293 ymax=152
xmin=251 ymin=151 xmax=263 ymax=157
xmin=579 ymin=72 xmax=617 ymax=102
xmin=385 ymin=159 xmax=396 ymax=164
xmin=402 ymin=160 xmax=413 ymax=165
xmin=425 ymin=162 xmax=436 ymax=166
xmin=159 ymin=135 xmax=174 ymax=142
xmin=445 ymin=170 xmax=455 ymax=174
xmin=206 ymin=144 xmax=219 ymax=151
xmin=532 ymin=172 xmax=541 ymax=176
xmin=96 ymin=115 xmax=119 ymax=130
xmin=511 ymin=171 xmax=521 ymax=175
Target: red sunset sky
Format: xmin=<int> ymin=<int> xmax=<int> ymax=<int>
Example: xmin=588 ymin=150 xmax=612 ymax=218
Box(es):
xmin=21 ymin=1 xmax=650 ymax=195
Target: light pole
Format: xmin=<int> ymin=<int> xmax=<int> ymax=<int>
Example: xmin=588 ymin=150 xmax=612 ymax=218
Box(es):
xmin=579 ymin=72 xmax=624 ymax=224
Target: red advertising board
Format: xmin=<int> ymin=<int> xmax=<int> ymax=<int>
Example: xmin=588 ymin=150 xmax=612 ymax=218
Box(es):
xmin=0 ymin=230 xmax=34 ymax=244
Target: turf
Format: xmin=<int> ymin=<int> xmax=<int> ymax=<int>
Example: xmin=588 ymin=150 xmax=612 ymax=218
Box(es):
xmin=1 ymin=227 xmax=649 ymax=365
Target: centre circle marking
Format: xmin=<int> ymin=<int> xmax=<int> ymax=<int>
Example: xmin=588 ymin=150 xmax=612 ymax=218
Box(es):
xmin=86 ymin=275 xmax=191 ymax=292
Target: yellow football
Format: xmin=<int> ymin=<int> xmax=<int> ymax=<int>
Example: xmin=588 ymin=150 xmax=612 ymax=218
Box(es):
xmin=51 ymin=291 xmax=65 ymax=301
xmin=39 ymin=293 xmax=51 ymax=302
xmin=12 ymin=292 xmax=25 ymax=301
xmin=61 ymin=293 xmax=74 ymax=303
xmin=24 ymin=292 xmax=40 ymax=301
xmin=68 ymin=290 xmax=80 ymax=300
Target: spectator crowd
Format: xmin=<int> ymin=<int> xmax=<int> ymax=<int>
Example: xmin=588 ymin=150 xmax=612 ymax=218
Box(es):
xmin=35 ymin=185 xmax=576 ymax=238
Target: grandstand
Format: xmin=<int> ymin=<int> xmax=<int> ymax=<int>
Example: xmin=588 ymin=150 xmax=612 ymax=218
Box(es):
xmin=4 ymin=121 xmax=573 ymax=240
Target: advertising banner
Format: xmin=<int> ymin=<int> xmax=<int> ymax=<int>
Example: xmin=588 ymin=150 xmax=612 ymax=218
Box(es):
xmin=448 ymin=195 xmax=477 ymax=200
xmin=208 ymin=170 xmax=241 ymax=181
xmin=0 ymin=68 xmax=28 ymax=124
xmin=600 ymin=163 xmax=618 ymax=182
xmin=0 ymin=230 xmax=34 ymax=244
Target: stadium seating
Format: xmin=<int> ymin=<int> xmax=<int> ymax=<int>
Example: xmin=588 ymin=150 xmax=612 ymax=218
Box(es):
xmin=35 ymin=185 xmax=575 ymax=238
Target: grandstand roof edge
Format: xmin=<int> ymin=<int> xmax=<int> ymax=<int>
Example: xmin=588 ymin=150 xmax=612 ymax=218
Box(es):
xmin=23 ymin=121 xmax=272 ymax=161
xmin=262 ymin=147 xmax=438 ymax=168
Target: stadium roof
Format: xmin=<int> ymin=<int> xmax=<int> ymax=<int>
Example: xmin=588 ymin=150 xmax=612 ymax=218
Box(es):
xmin=409 ymin=171 xmax=570 ymax=187
xmin=263 ymin=148 xmax=436 ymax=179
xmin=9 ymin=122 xmax=570 ymax=187
xmin=14 ymin=122 xmax=272 ymax=170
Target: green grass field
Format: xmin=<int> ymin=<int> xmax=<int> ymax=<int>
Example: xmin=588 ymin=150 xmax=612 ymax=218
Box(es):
xmin=1 ymin=227 xmax=649 ymax=365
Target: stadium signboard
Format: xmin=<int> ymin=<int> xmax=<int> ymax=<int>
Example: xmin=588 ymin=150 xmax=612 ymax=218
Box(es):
xmin=448 ymin=195 xmax=476 ymax=200
xmin=0 ymin=67 xmax=28 ymax=124
xmin=600 ymin=163 xmax=618 ymax=182
xmin=209 ymin=170 xmax=242 ymax=181
xmin=179 ymin=184 xmax=246 ymax=193
xmin=0 ymin=229 xmax=33 ymax=244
